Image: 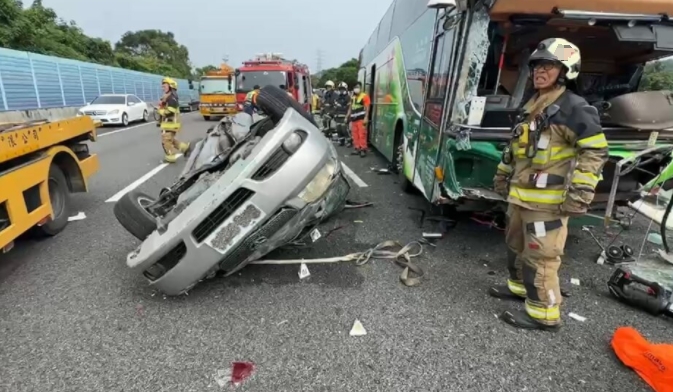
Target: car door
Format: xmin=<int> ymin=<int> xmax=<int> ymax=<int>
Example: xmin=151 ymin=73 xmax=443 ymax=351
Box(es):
xmin=413 ymin=9 xmax=461 ymax=200
xmin=132 ymin=95 xmax=146 ymax=119
xmin=127 ymin=95 xmax=142 ymax=121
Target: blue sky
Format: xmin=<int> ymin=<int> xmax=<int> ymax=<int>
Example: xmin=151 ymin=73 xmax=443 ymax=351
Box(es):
xmin=41 ymin=0 xmax=393 ymax=71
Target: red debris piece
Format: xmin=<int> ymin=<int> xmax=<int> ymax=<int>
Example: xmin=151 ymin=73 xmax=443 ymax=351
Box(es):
xmin=230 ymin=361 xmax=254 ymax=385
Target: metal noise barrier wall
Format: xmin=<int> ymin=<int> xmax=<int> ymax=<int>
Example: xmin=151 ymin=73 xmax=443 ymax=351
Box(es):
xmin=0 ymin=47 xmax=193 ymax=112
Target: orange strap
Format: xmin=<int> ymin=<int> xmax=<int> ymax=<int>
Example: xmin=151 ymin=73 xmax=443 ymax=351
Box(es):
xmin=611 ymin=326 xmax=673 ymax=392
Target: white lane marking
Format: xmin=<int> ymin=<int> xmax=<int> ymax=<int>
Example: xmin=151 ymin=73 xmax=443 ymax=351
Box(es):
xmin=105 ymin=154 xmax=183 ymax=203
xmin=98 ymin=122 xmax=155 ymax=137
xmin=97 ymin=112 xmax=199 ymax=138
xmin=341 ymin=163 xmax=368 ymax=187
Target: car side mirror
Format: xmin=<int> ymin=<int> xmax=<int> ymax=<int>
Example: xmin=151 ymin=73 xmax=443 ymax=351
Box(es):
xmin=128 ymin=102 xmax=135 ymax=106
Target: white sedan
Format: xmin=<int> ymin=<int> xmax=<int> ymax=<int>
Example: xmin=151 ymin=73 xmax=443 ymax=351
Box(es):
xmin=77 ymin=94 xmax=150 ymax=126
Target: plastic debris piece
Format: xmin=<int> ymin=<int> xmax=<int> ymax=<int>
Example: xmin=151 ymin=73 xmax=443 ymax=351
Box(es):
xmin=68 ymin=212 xmax=86 ymax=221
xmin=310 ymin=228 xmax=321 ymax=242
xmin=570 ymin=278 xmax=581 ymax=286
xmin=568 ymin=312 xmax=586 ymax=322
xmin=647 ymin=232 xmax=663 ymax=246
xmin=298 ymin=263 xmax=310 ymax=279
xmin=230 ymin=361 xmax=254 ymax=386
xmin=423 ymin=232 xmax=442 ymax=239
xmin=349 ymin=319 xmax=367 ymax=336
xmin=354 ymin=220 xmax=363 ymax=223
xmin=214 ymin=369 xmax=229 ymax=387
xmin=277 ymin=320 xmax=288 ymax=326
xmin=135 ymin=304 xmax=145 ymax=317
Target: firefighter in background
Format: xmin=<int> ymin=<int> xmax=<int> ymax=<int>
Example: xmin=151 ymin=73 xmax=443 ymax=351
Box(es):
xmin=311 ymin=89 xmax=321 ymax=115
xmin=491 ymin=38 xmax=608 ymax=331
xmin=346 ymin=82 xmax=371 ymax=157
xmin=333 ymin=82 xmax=351 ymax=146
xmin=321 ymin=80 xmax=337 ymax=131
xmin=243 ymin=85 xmax=260 ymax=115
xmin=158 ymin=77 xmax=189 ymax=163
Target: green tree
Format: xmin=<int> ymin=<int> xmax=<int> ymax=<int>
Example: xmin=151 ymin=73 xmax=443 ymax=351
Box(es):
xmin=193 ymin=65 xmax=218 ymax=79
xmin=0 ymin=0 xmax=194 ymax=79
xmin=314 ymin=58 xmax=359 ymax=89
xmin=114 ymin=30 xmax=192 ymax=78
xmin=640 ymin=60 xmax=673 ymax=91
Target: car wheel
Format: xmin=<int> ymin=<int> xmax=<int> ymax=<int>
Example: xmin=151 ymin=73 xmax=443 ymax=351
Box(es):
xmin=142 ymin=109 xmax=149 ymax=122
xmin=113 ymin=190 xmax=158 ymax=241
xmin=33 ymin=164 xmax=71 ymax=237
xmin=122 ymin=113 xmax=129 ymax=127
xmin=256 ymin=85 xmax=317 ymax=127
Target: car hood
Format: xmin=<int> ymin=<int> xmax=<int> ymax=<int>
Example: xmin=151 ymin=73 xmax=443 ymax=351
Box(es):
xmin=80 ymin=104 xmax=126 ymax=112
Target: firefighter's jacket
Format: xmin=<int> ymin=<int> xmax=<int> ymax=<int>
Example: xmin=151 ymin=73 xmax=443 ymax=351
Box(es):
xmin=158 ymin=90 xmax=181 ymax=131
xmin=494 ymin=86 xmax=608 ymax=214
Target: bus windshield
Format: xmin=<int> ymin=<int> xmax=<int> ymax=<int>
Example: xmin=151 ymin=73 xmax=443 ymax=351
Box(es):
xmin=237 ymin=71 xmax=287 ymax=92
xmin=200 ymin=78 xmax=234 ymax=94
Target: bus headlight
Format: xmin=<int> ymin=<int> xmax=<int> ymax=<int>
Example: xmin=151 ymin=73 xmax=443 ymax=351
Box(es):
xmin=298 ymin=159 xmax=336 ymax=203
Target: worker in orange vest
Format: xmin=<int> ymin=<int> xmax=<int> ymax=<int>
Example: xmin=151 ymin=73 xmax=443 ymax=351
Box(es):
xmin=346 ymin=82 xmax=371 ymax=157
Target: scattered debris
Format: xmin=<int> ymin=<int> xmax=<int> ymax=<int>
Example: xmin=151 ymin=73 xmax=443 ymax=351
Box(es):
xmin=418 ymin=238 xmax=436 ymax=247
xmin=324 ymin=225 xmax=344 ymax=238
xmin=230 ymin=362 xmax=255 ymax=386
xmin=135 ymin=304 xmax=145 ymax=317
xmin=68 ymin=212 xmax=86 ymax=221
xmin=570 ymin=278 xmax=581 ymax=286
xmin=344 ymin=200 xmax=373 ymax=209
xmin=648 ymin=232 xmax=663 ymax=246
xmin=310 ymin=228 xmax=321 ymax=242
xmin=370 ymin=166 xmax=390 ymax=174
xmin=214 ymin=369 xmax=229 ymax=388
xmin=422 ymin=232 xmax=442 ymax=239
xmin=298 ymin=263 xmax=310 ymax=279
xmin=276 ymin=320 xmax=288 ymax=326
xmin=350 ymin=319 xmax=367 ymax=336
xmin=568 ymin=312 xmax=586 ymax=322
xmin=353 ymin=220 xmax=363 ymax=223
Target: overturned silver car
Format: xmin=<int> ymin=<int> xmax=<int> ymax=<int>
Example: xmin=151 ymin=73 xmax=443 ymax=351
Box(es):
xmin=114 ymin=86 xmax=350 ymax=295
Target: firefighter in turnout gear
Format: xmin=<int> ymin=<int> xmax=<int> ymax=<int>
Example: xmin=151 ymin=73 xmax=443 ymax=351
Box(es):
xmin=346 ymin=82 xmax=371 ymax=157
xmin=333 ymin=82 xmax=351 ymax=145
xmin=490 ymin=38 xmax=608 ymax=331
xmin=158 ymin=77 xmax=190 ymax=163
xmin=321 ymin=80 xmax=337 ymax=131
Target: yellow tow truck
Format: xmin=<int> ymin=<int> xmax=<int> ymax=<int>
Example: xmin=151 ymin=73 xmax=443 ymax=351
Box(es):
xmin=199 ymin=63 xmax=237 ymax=120
xmin=0 ymin=116 xmax=100 ymax=253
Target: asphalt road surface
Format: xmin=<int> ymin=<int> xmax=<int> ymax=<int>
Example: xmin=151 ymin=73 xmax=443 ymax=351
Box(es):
xmin=1 ymin=114 xmax=671 ymax=391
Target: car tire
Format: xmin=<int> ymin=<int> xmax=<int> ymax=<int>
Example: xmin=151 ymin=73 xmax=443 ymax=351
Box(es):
xmin=33 ymin=164 xmax=71 ymax=237
xmin=256 ymin=85 xmax=318 ymax=127
xmin=113 ymin=190 xmax=158 ymax=241
xmin=142 ymin=109 xmax=149 ymax=122
xmin=121 ymin=113 xmax=129 ymax=127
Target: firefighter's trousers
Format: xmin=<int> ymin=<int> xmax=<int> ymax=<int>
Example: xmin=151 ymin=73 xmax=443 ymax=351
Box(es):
xmin=161 ymin=130 xmax=182 ymax=156
xmin=504 ymin=203 xmax=569 ymax=326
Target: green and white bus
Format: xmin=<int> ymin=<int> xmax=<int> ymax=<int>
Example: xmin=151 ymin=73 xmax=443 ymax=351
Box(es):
xmin=358 ymin=0 xmax=673 ymax=225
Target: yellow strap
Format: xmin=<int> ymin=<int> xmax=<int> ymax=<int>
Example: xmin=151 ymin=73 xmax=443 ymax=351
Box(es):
xmin=497 ymin=162 xmax=512 ymax=174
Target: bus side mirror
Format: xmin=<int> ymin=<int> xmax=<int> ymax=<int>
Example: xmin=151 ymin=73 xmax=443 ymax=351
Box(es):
xmin=228 ymin=75 xmax=232 ymax=84
xmin=235 ymin=69 xmax=241 ymax=76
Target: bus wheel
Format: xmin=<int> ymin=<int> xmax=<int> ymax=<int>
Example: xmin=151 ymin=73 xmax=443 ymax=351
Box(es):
xmin=394 ymin=131 xmax=414 ymax=193
xmin=34 ymin=164 xmax=71 ymax=237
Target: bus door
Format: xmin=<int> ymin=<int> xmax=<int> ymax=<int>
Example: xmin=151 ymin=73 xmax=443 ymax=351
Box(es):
xmin=413 ymin=9 xmax=461 ymax=199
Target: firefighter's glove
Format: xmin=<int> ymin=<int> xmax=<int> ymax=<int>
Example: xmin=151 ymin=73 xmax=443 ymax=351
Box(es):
xmin=561 ymin=187 xmax=592 ymax=216
xmin=493 ymin=174 xmax=509 ymax=198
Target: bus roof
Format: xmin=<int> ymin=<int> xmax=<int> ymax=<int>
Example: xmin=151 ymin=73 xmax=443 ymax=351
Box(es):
xmin=490 ymin=0 xmax=673 ymax=21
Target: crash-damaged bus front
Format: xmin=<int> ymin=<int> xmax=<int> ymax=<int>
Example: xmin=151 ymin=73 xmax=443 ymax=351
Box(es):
xmin=427 ymin=0 xmax=673 ymax=227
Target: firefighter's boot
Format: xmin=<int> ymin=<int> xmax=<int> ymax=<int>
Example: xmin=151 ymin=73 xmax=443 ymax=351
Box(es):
xmin=164 ymin=154 xmax=178 ymax=163
xmin=500 ymin=309 xmax=561 ymax=332
xmin=488 ymin=284 xmax=525 ymax=301
xmin=178 ymin=141 xmax=191 ymax=154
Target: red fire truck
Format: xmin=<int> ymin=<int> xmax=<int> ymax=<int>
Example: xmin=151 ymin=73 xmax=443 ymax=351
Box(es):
xmin=235 ymin=53 xmax=313 ymax=113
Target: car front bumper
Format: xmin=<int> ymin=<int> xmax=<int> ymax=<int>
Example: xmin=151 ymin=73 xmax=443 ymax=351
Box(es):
xmin=126 ymin=110 xmax=349 ymax=295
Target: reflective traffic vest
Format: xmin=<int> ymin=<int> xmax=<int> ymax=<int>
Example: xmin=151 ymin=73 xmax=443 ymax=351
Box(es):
xmin=350 ymin=93 xmax=367 ymax=121
xmin=245 ymin=90 xmax=259 ymax=105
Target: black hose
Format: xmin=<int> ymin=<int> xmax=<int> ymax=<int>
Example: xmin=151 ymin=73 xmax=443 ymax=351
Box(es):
xmin=660 ymin=191 xmax=673 ymax=254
